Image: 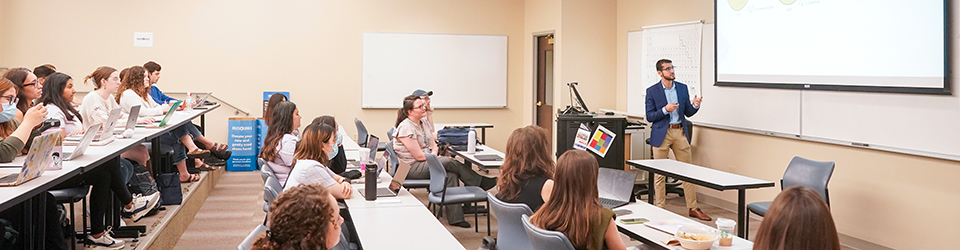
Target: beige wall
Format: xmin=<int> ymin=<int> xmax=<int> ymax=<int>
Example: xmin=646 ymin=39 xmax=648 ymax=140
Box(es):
xmin=616 ymin=0 xmax=960 ymax=249
xmin=523 ymin=0 xmax=561 ymax=126
xmin=0 ymin=0 xmax=526 ymax=151
xmin=559 ymin=0 xmax=617 ymax=112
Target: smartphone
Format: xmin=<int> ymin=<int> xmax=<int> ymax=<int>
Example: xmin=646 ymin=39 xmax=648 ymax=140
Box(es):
xmin=619 ymin=218 xmax=649 ymax=224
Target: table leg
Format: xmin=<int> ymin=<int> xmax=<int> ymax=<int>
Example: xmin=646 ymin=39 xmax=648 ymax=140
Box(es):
xmin=480 ymin=128 xmax=486 ymax=145
xmin=738 ymin=189 xmax=746 ymax=238
xmin=647 ymin=172 xmax=655 ymax=204
xmin=200 ymin=114 xmax=206 ymax=134
xmin=151 ymin=137 xmax=162 ymax=174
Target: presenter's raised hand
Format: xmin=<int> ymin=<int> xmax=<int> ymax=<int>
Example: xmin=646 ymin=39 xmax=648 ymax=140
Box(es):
xmin=693 ymin=95 xmax=703 ymax=108
xmin=665 ymin=103 xmax=679 ymax=112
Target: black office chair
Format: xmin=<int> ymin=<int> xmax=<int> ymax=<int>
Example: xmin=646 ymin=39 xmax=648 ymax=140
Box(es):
xmin=633 ymin=137 xmax=685 ymax=199
xmin=50 ymin=186 xmax=90 ymax=249
xmin=743 ymin=156 xmax=835 ymax=239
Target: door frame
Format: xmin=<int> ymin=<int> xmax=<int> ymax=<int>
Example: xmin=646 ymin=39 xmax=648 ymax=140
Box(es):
xmin=531 ymin=30 xmax=555 ymax=126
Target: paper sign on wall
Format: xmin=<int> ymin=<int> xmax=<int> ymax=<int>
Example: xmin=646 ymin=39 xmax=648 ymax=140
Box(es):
xmin=134 ymin=32 xmax=153 ymax=47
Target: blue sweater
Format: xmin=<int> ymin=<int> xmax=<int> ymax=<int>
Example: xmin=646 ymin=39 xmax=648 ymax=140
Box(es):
xmin=150 ymin=85 xmax=178 ymax=104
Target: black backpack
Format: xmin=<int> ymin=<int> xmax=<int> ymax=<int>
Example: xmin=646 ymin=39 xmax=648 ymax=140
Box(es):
xmin=125 ymin=158 xmax=159 ymax=195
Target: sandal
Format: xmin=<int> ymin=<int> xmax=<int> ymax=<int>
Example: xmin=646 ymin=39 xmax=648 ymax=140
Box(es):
xmin=187 ymin=149 xmax=211 ymax=159
xmin=197 ymin=161 xmax=219 ymax=171
xmin=180 ymin=173 xmax=200 ymax=183
xmin=212 ymin=143 xmax=228 ymax=152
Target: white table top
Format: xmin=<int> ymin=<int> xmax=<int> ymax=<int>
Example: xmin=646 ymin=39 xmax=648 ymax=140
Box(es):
xmin=616 ymin=202 xmax=753 ymax=250
xmin=345 ymin=172 xmax=424 ymax=209
xmin=350 ymin=205 xmax=464 ymax=250
xmin=627 ymin=159 xmax=774 ymax=190
xmin=450 ymin=145 xmax=504 ymax=168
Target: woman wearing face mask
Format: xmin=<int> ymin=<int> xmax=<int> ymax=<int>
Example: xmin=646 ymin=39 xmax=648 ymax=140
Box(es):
xmin=1 ymin=68 xmax=43 ymax=122
xmin=311 ymin=116 xmax=348 ymax=175
xmin=282 ymin=122 xmax=352 ymax=199
xmin=0 ymin=78 xmax=48 ymax=162
xmin=259 ymin=102 xmax=300 ymax=186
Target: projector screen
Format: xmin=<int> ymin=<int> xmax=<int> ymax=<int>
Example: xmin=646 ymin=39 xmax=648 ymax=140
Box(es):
xmin=716 ymin=0 xmax=950 ymax=94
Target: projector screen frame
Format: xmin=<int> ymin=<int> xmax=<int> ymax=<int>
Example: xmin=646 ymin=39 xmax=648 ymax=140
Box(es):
xmin=713 ymin=0 xmax=953 ymax=96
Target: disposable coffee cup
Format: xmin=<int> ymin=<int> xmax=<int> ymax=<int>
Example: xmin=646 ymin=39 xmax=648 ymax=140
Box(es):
xmin=715 ymin=218 xmax=736 ymax=246
xmin=358 ymin=148 xmax=371 ymax=163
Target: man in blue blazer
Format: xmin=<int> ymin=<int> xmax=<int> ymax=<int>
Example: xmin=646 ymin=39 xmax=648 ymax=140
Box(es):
xmin=645 ymin=59 xmax=711 ymax=221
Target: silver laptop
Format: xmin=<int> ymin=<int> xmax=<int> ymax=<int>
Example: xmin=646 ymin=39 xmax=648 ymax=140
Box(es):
xmin=192 ymin=92 xmax=212 ymax=109
xmin=61 ymin=122 xmax=102 ymax=161
xmin=115 ymin=105 xmax=140 ymax=134
xmin=597 ymin=168 xmax=639 ymax=209
xmin=0 ymin=132 xmax=57 ymax=186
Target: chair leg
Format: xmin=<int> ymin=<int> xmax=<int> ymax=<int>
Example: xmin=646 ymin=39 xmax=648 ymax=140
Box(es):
xmin=743 ymin=212 xmax=750 ymax=240
xmin=474 ymin=202 xmax=478 ymax=233
xmin=486 ymin=202 xmax=491 ymax=236
xmin=82 ymin=197 xmax=88 ymax=244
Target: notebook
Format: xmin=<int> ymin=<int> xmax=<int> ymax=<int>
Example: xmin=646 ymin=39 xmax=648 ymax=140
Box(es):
xmin=0 ymin=132 xmax=58 ymax=186
xmin=139 ymin=100 xmax=183 ymax=128
xmin=597 ymin=167 xmax=639 ymax=209
xmin=114 ymin=105 xmax=140 ymax=134
xmin=61 ymin=122 xmax=103 ymax=161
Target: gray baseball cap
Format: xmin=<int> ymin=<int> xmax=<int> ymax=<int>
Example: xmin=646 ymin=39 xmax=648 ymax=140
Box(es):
xmin=412 ymin=89 xmax=433 ymax=96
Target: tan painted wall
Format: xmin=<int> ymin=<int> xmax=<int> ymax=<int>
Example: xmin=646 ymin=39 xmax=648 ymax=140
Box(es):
xmin=559 ymin=0 xmax=617 ymax=112
xmin=523 ymin=0 xmax=561 ymax=126
xmin=0 ymin=0 xmax=526 ymax=151
xmin=616 ymin=0 xmax=960 ymax=249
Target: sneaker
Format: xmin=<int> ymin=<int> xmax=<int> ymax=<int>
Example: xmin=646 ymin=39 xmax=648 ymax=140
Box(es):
xmin=86 ymin=227 xmax=124 ymax=249
xmin=124 ymin=192 xmax=161 ymax=222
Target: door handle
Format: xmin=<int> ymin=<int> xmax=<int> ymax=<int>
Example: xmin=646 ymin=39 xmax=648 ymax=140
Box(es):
xmin=536 ymin=101 xmax=543 ymax=107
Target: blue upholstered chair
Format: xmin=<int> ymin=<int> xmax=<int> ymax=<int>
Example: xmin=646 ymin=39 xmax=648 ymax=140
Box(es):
xmin=487 ymin=192 xmax=534 ymax=250
xmin=745 ymin=156 xmax=835 ymax=239
xmin=520 ymin=214 xmax=575 ymax=250
xmin=426 ymin=154 xmax=489 ymax=235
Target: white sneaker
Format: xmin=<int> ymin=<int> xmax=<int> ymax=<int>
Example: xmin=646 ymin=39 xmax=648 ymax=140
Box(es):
xmin=86 ymin=227 xmax=124 ymax=249
xmin=124 ymin=192 xmax=160 ymax=222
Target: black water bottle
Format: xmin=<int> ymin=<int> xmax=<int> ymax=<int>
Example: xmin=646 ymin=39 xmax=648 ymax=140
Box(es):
xmin=365 ymin=163 xmax=377 ymax=201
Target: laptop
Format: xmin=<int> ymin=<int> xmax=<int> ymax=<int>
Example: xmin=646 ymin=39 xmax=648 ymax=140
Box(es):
xmin=114 ymin=105 xmax=141 ymax=135
xmin=139 ymin=100 xmax=183 ymax=128
xmin=88 ymin=108 xmax=121 ymax=145
xmin=597 ymin=168 xmax=639 ymax=209
xmin=61 ymin=122 xmax=102 ymax=161
xmin=474 ymin=154 xmax=503 ymax=162
xmin=0 ymin=132 xmax=58 ymax=186
xmin=357 ymin=157 xmax=412 ymax=198
xmin=352 ymin=136 xmax=385 ymax=184
xmin=366 ymin=134 xmax=379 ymax=161
xmin=192 ymin=92 xmax=212 ymax=109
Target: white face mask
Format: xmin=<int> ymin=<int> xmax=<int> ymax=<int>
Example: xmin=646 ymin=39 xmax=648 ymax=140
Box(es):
xmin=328 ymin=134 xmax=340 ymax=160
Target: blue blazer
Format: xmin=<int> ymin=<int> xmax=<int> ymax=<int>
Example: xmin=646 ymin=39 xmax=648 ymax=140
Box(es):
xmin=645 ymin=81 xmax=698 ymax=147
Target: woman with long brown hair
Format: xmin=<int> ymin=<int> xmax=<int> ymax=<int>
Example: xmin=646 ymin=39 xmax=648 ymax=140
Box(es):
xmin=263 ymin=93 xmax=287 ymax=127
xmin=1 ymin=68 xmax=42 ymax=122
xmin=753 ymin=186 xmax=840 ymax=250
xmin=530 ymin=150 xmax=626 ymax=250
xmin=282 ymin=122 xmax=352 ymax=199
xmin=259 ymin=101 xmax=300 ymax=185
xmin=117 ymin=66 xmax=210 ymax=182
xmin=496 ymin=125 xmax=555 ymax=212
xmin=252 ymin=184 xmax=343 ymax=250
xmin=0 ymin=77 xmax=47 ymax=162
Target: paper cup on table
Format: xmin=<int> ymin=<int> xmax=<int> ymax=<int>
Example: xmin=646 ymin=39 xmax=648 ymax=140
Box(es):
xmin=715 ymin=218 xmax=736 ymax=246
xmin=358 ymin=148 xmax=371 ymax=163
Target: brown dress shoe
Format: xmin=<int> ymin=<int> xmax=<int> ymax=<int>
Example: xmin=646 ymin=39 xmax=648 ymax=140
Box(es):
xmin=689 ymin=208 xmax=712 ymax=221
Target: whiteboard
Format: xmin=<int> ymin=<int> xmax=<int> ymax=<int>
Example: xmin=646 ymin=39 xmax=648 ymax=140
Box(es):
xmin=626 ymin=23 xmax=960 ymax=161
xmin=361 ymin=33 xmax=507 ymax=108
xmin=627 ymin=21 xmax=702 ymax=116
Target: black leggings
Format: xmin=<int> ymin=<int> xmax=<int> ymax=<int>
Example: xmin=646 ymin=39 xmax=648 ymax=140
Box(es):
xmin=55 ymin=158 xmax=133 ymax=235
xmin=86 ymin=158 xmax=133 ymax=235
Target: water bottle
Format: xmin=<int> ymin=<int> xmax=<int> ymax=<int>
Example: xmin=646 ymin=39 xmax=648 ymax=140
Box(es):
xmin=467 ymin=127 xmax=477 ymax=154
xmin=184 ymin=92 xmax=193 ymax=111
xmin=365 ymin=163 xmax=377 ymax=201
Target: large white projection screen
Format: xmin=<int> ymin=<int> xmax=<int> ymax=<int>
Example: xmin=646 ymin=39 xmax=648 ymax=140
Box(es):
xmin=716 ymin=0 xmax=949 ymax=94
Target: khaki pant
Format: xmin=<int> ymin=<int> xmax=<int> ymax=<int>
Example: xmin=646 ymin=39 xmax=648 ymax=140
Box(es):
xmin=653 ymin=127 xmax=699 ymax=209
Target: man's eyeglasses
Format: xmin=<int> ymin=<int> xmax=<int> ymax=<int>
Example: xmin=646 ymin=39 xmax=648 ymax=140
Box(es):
xmin=0 ymin=95 xmax=19 ymax=106
xmin=661 ymin=66 xmax=676 ymax=71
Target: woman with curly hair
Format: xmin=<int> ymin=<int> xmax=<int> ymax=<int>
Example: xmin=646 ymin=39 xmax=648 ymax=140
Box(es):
xmin=252 ymin=184 xmax=343 ymax=250
xmin=495 ymin=125 xmax=555 ymax=212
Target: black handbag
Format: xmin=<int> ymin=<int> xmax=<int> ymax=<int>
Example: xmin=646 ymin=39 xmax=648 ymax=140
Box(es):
xmin=156 ymin=173 xmax=182 ymax=205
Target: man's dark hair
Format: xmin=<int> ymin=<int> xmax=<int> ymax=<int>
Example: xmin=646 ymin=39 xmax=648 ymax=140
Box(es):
xmin=655 ymin=59 xmax=672 ymax=71
xmin=143 ymin=61 xmax=162 ymax=73
xmin=33 ymin=64 xmax=56 ymax=78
